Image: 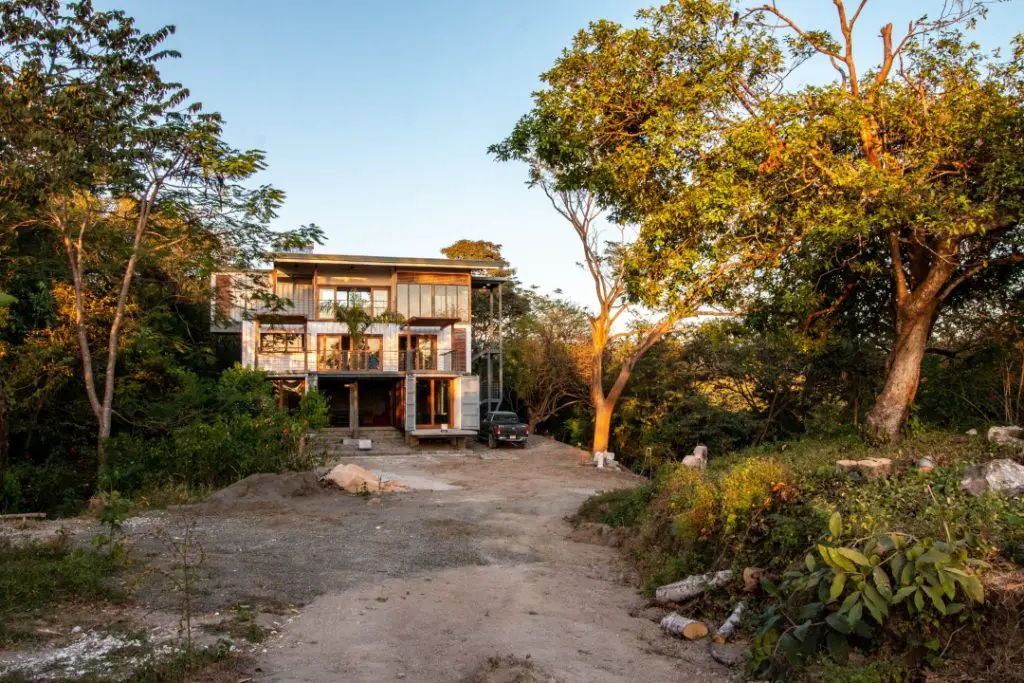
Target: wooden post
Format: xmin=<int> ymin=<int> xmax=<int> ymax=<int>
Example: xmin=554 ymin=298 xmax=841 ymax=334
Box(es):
xmin=498 ymin=282 xmax=503 ymax=411
xmin=350 ymin=381 xmax=359 ymax=437
xmin=253 ymin=318 xmax=260 ymax=370
xmin=405 ymin=323 xmax=412 ymax=373
xmin=313 ymin=266 xmax=319 ymax=319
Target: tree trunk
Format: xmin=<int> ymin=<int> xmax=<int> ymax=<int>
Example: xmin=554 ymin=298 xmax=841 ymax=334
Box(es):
xmin=0 ymin=378 xmax=7 ymax=473
xmin=865 ymin=300 xmax=937 ymax=441
xmin=97 ymin=408 xmax=112 ymax=474
xmin=592 ymin=399 xmax=613 ymax=453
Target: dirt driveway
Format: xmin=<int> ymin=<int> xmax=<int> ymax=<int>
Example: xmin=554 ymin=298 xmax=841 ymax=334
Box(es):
xmin=3 ymin=437 xmax=727 ymax=682
xmin=238 ymin=437 xmax=724 ymax=682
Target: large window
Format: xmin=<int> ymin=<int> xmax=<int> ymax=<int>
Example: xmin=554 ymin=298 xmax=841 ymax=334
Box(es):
xmin=317 ymin=334 xmax=384 ymax=371
xmin=318 ymin=287 xmax=389 ymax=318
xmin=397 ymin=284 xmax=468 ymax=321
xmin=259 ymin=328 xmax=305 ymax=353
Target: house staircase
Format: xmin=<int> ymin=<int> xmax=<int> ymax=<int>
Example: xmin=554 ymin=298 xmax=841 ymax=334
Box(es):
xmin=309 ymin=426 xmax=417 ymax=457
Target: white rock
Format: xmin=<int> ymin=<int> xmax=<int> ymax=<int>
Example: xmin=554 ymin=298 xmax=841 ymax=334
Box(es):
xmin=681 ymin=444 xmax=708 ymax=470
xmin=966 ymin=428 xmax=978 ymax=436
xmin=988 ymin=426 xmax=1024 ymax=450
xmin=358 ymin=439 xmax=372 ymax=450
xmin=961 ymin=459 xmax=1024 ymax=497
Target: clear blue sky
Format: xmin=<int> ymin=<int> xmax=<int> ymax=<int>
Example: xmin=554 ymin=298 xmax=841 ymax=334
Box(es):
xmin=107 ymin=1 xmax=1023 ymax=308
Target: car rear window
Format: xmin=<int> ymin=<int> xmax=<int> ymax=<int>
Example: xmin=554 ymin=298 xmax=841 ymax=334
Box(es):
xmin=491 ymin=413 xmax=520 ymax=423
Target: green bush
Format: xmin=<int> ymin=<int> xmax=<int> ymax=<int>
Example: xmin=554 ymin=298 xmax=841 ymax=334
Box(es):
xmin=573 ymin=484 xmax=654 ymax=528
xmin=749 ymin=514 xmax=986 ymax=679
xmin=102 ymin=366 xmax=322 ymax=499
xmin=576 ymin=429 xmax=1024 ymax=679
xmin=298 ymin=389 xmax=329 ymax=430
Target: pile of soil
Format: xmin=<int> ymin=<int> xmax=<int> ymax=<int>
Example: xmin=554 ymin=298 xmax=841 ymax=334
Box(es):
xmin=203 ymin=472 xmax=329 ymax=510
xmin=459 ymin=655 xmax=557 ymax=683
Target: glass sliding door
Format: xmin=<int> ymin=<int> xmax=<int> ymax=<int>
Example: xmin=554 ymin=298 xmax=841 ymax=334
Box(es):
xmin=414 ymin=378 xmax=453 ymax=428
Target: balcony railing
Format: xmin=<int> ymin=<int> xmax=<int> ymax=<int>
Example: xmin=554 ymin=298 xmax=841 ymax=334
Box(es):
xmin=315 ymin=349 xmax=466 ymax=373
xmin=318 ymin=349 xmax=392 ymax=372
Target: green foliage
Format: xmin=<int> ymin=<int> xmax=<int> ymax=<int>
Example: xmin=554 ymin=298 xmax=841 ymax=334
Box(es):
xmin=0 ymin=471 xmax=21 ymax=513
xmin=298 ymin=389 xmax=329 ymax=431
xmin=504 ymin=291 xmax=589 ymax=430
xmin=578 ymin=429 xmax=1023 ymax=678
xmin=805 ymin=656 xmax=906 ymax=683
xmin=749 ymin=514 xmax=986 ymax=679
xmin=573 ymin=484 xmax=654 ymax=528
xmin=101 ymin=366 xmax=318 ymax=498
xmin=93 ymin=491 xmax=132 ymax=560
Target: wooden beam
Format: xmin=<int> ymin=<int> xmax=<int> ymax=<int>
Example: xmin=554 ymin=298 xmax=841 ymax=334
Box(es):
xmin=313 ymin=265 xmax=319 ymax=319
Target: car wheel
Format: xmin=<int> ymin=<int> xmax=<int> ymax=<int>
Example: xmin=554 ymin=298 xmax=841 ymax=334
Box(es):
xmin=488 ymin=433 xmax=497 ymax=449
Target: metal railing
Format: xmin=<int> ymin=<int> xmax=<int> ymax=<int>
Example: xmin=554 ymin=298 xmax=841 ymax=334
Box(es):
xmin=318 ymin=349 xmax=393 ymax=372
xmin=316 ymin=349 xmax=467 ymax=373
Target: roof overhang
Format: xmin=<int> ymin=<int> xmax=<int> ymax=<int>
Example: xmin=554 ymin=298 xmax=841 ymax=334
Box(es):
xmin=405 ymin=316 xmax=460 ymax=328
xmin=272 ymin=252 xmax=503 ymax=272
xmin=471 ymin=274 xmax=512 ymax=289
xmin=255 ymin=313 xmax=307 ymax=324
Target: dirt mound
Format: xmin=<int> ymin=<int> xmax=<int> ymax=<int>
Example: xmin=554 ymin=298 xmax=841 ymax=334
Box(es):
xmin=460 ymin=655 xmax=557 ymax=683
xmin=203 ymin=472 xmax=328 ymax=510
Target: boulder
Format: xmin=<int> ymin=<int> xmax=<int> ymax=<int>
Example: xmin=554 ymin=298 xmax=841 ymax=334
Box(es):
xmin=323 ymin=463 xmax=408 ymax=494
xmin=915 ymin=456 xmax=935 ymax=473
xmin=961 ymin=459 xmax=1024 ymax=497
xmin=988 ymin=426 xmax=1024 ymax=450
xmin=682 ymin=444 xmax=708 ymax=470
xmin=836 ymin=457 xmax=893 ymax=480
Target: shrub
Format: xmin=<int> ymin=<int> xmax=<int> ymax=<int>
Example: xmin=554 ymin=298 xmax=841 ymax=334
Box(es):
xmin=749 ymin=513 xmax=986 ymax=680
xmin=298 ymin=389 xmax=329 ymax=430
xmin=102 ymin=366 xmax=321 ymax=500
xmin=661 ymin=465 xmax=718 ymax=544
xmin=573 ymin=484 xmax=654 ymax=528
xmin=719 ymin=457 xmax=795 ymax=533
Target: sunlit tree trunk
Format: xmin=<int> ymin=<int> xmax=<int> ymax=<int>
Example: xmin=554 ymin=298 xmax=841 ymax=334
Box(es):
xmin=864 ymin=299 xmax=938 ymax=441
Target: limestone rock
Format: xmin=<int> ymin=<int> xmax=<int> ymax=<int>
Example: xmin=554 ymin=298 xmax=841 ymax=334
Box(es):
xmin=323 ymin=463 xmax=408 ymax=494
xmin=836 ymin=458 xmax=893 ymax=480
xmin=961 ymin=459 xmax=1024 ymax=497
xmin=682 ymin=444 xmax=708 ymax=470
xmin=915 ymin=456 xmax=935 ymax=473
xmin=988 ymin=426 xmax=1024 ymax=450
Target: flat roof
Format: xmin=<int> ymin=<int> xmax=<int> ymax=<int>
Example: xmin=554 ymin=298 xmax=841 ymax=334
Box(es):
xmin=273 ymin=252 xmax=504 ymax=271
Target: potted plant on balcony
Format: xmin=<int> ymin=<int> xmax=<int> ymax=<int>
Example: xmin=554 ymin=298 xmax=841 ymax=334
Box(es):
xmin=324 ymin=301 xmax=404 ymax=371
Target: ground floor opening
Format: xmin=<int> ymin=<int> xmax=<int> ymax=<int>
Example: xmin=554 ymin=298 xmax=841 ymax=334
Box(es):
xmin=318 ymin=377 xmax=403 ymax=429
xmin=271 ymin=378 xmax=305 ymax=412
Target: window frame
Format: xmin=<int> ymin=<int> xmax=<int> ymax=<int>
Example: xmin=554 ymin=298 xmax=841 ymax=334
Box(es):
xmin=258 ymin=328 xmax=306 ymax=353
xmin=396 ymin=283 xmax=470 ymax=321
xmin=317 ymin=286 xmax=391 ymax=319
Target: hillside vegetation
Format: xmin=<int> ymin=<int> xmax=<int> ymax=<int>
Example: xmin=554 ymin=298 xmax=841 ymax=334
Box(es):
xmin=576 ymin=431 xmax=1024 ymax=681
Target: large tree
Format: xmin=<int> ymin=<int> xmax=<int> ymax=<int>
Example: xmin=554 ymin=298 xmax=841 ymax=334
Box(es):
xmin=491 ymin=4 xmax=798 ymax=453
xmin=497 ymin=0 xmax=1024 ymax=448
xmin=0 ymin=1 xmax=320 ymax=471
xmin=505 ymin=292 xmax=590 ymax=432
xmin=733 ymin=1 xmax=1024 ymax=440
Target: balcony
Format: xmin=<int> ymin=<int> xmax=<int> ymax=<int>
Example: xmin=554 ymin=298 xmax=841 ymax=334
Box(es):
xmin=314 ymin=349 xmax=466 ymax=373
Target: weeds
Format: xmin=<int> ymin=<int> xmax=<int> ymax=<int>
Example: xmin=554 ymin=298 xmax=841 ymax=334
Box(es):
xmin=0 ymin=533 xmax=123 ymax=645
